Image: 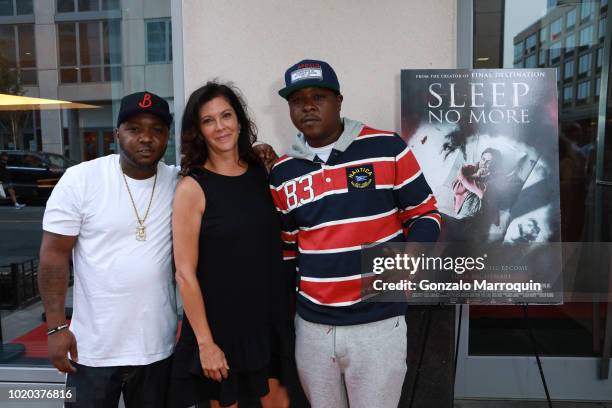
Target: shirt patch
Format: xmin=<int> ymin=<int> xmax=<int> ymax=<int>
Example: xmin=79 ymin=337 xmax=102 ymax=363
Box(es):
xmin=346 ymin=164 xmax=375 ymax=190
xmin=291 ymin=68 xmax=323 ymax=83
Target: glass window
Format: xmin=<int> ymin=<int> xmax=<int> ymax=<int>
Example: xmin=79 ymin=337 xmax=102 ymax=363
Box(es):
xmin=578 ymin=53 xmax=592 ymax=76
xmin=58 ymin=23 xmax=77 ymax=66
xmin=564 ymin=59 xmax=574 ymax=80
xmin=79 ymin=21 xmax=102 ymax=66
xmin=577 ymin=80 xmax=591 ymax=102
xmin=78 ymin=0 xmax=99 ymax=12
xmin=567 ymin=8 xmax=576 ymax=30
xmin=0 ymin=24 xmax=17 ymax=67
xmin=599 ymin=16 xmax=607 ymax=40
xmin=18 ymin=25 xmax=35 ymax=68
xmin=16 ymin=0 xmax=33 ymax=15
xmin=579 ymin=25 xmax=594 ymax=47
xmin=57 ymin=0 xmax=75 ymax=12
xmin=0 ymin=24 xmax=37 ymax=84
xmin=539 ymin=26 xmax=548 ymax=43
xmin=550 ymin=41 xmax=561 ymax=62
xmin=102 ymin=0 xmax=120 ymax=10
xmin=581 ymin=1 xmax=595 ymax=21
xmin=146 ymin=19 xmax=172 ymax=63
xmin=565 ymin=33 xmax=575 ymax=51
xmin=551 ymin=17 xmax=562 ymax=40
xmin=562 ymin=84 xmax=572 ymax=103
xmin=103 ymin=20 xmax=121 ymax=65
xmin=526 ymin=33 xmax=536 ymax=52
xmin=538 ymin=49 xmax=547 ymax=65
xmin=0 ymin=0 xmax=13 ymax=16
xmin=525 ymin=54 xmax=536 ymax=67
xmin=470 ymin=3 xmax=612 ymax=400
xmin=603 ymin=0 xmax=608 ymax=8
xmin=0 ymin=0 xmax=176 ymax=376
xmin=0 ymin=0 xmax=32 ymax=16
xmin=58 ymin=20 xmax=122 ymax=83
xmin=597 ymin=46 xmax=603 ymax=68
xmin=514 ymin=41 xmax=523 ymax=61
xmin=58 ymin=0 xmax=120 ymax=13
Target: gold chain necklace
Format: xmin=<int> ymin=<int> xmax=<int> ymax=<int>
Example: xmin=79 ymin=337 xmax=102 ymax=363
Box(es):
xmin=121 ymin=169 xmax=157 ymax=241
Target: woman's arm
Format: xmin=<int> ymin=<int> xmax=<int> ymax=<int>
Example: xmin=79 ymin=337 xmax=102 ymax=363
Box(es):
xmin=173 ymin=176 xmax=229 ymax=382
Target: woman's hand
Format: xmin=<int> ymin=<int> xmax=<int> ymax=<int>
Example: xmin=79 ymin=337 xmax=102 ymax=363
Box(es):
xmin=198 ymin=342 xmax=230 ymax=382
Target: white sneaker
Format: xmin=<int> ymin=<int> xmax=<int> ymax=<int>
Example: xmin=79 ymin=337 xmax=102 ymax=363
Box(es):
xmin=14 ymin=203 xmax=26 ymax=209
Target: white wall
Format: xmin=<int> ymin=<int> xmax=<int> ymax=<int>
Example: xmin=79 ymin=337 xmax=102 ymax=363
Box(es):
xmin=181 ymin=0 xmax=456 ymax=152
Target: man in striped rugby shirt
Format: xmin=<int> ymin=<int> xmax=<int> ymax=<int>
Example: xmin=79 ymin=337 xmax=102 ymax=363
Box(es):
xmin=270 ymin=59 xmax=441 ymax=408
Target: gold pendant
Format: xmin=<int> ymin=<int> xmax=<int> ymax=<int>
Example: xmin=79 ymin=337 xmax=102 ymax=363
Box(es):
xmin=136 ymin=225 xmax=146 ymax=241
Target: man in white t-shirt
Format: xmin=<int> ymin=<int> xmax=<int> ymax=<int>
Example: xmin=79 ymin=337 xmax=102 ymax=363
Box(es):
xmin=39 ymin=91 xmax=179 ymax=408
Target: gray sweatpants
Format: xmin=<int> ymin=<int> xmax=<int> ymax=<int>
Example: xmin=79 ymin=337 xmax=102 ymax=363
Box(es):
xmin=295 ymin=315 xmax=407 ymax=408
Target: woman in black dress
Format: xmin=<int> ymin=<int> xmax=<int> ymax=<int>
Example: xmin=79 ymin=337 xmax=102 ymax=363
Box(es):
xmin=169 ymin=82 xmax=293 ymax=407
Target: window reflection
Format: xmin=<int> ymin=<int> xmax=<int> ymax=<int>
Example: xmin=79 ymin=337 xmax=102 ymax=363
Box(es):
xmin=58 ymin=20 xmax=122 ymax=83
xmin=0 ymin=0 xmax=175 ymax=369
xmin=471 ymin=0 xmax=611 ymax=359
xmin=581 ymin=1 xmax=595 ymax=22
xmin=58 ymin=0 xmax=121 ymax=13
xmin=0 ymin=0 xmax=33 ymax=17
xmin=147 ymin=19 xmax=173 ymax=64
xmin=567 ymin=8 xmax=577 ymax=30
xmin=564 ymin=59 xmax=574 ymax=80
xmin=578 ymin=53 xmax=592 ymax=77
xmin=0 ymin=24 xmax=37 ymax=85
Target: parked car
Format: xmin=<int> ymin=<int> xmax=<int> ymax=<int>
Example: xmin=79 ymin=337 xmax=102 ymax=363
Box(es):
xmin=0 ymin=150 xmax=76 ymax=203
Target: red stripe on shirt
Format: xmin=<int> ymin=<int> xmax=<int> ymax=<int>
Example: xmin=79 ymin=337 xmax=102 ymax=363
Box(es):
xmin=395 ymin=150 xmax=421 ymax=186
xmin=357 ymin=127 xmax=395 ymax=137
xmin=283 ymin=250 xmax=296 ymax=259
xmin=399 ymin=195 xmax=439 ymax=223
xmin=281 ymin=231 xmax=297 ymax=242
xmin=299 ymin=212 xmax=402 ymax=251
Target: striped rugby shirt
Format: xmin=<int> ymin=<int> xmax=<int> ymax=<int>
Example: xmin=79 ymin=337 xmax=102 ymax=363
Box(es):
xmin=269 ymin=118 xmax=441 ymax=325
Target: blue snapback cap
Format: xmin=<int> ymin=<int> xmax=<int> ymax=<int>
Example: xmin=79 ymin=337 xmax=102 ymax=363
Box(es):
xmin=278 ymin=59 xmax=340 ymax=100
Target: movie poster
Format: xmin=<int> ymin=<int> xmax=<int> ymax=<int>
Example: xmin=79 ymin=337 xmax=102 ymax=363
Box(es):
xmin=401 ymin=69 xmax=560 ymax=245
xmin=393 ymin=69 xmax=562 ymax=304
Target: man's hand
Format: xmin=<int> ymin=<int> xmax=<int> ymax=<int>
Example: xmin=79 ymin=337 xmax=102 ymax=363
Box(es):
xmin=48 ymin=330 xmax=78 ymax=373
xmin=253 ymin=143 xmax=279 ymax=173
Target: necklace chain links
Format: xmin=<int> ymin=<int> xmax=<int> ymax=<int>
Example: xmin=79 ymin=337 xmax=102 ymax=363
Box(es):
xmin=121 ymin=168 xmax=157 ymax=241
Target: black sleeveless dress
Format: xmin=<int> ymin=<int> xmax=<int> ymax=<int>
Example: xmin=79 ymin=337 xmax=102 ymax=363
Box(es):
xmin=168 ymin=164 xmax=294 ymax=408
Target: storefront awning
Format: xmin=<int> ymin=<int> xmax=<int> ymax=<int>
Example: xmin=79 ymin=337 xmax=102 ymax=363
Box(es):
xmin=0 ymin=94 xmax=99 ymax=111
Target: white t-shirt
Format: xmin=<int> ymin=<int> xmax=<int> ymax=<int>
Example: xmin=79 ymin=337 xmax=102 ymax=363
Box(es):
xmin=43 ymin=154 xmax=179 ymax=367
xmin=306 ymin=141 xmax=335 ymax=163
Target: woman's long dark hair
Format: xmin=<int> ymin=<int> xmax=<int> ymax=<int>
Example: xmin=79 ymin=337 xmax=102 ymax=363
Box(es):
xmin=180 ymin=81 xmax=258 ymax=175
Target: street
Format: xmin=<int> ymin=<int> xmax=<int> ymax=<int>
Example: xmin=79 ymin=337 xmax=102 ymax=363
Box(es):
xmin=0 ymin=204 xmax=44 ymax=266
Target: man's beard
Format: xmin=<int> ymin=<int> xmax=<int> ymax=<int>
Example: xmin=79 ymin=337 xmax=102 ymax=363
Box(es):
xmin=117 ymin=141 xmax=167 ymax=170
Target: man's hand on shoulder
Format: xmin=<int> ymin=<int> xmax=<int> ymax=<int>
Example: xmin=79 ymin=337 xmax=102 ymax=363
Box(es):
xmin=254 ymin=143 xmax=279 ymax=173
